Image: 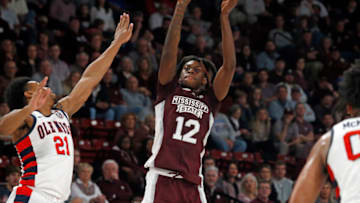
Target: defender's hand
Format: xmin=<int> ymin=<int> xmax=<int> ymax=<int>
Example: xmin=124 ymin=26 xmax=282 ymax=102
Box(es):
xmin=177 ymin=0 xmax=191 ymax=8
xmin=221 ymin=0 xmax=237 ymax=15
xmin=113 ymin=13 xmax=134 ymax=45
xmin=27 ymin=77 xmax=51 ymax=111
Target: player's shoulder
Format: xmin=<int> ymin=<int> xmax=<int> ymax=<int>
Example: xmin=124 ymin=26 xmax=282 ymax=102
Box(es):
xmin=333 ymin=117 xmax=360 ymax=132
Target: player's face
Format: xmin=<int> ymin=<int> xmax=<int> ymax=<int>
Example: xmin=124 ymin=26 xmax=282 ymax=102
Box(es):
xmin=179 ymin=60 xmax=208 ymax=90
xmin=26 ymin=81 xmax=56 ymax=107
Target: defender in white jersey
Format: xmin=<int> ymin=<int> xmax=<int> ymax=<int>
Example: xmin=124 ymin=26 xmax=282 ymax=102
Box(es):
xmin=0 ymin=14 xmax=133 ymax=203
xmin=290 ymin=66 xmax=360 ymax=203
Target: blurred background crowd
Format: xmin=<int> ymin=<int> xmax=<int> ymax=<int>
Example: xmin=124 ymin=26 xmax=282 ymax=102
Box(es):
xmin=0 ymin=0 xmax=359 ymax=202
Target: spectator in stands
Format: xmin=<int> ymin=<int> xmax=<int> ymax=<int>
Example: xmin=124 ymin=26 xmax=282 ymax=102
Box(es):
xmin=272 ymin=161 xmax=293 ymax=203
xmin=0 ymin=0 xmax=19 ymax=29
xmin=299 ymin=0 xmax=328 ymax=18
xmin=49 ymin=44 xmax=70 ymax=82
xmin=148 ymin=3 xmax=171 ymax=30
xmin=134 ymin=56 xmax=157 ymax=98
xmin=90 ymin=0 xmax=115 ymax=32
xmin=77 ymin=4 xmax=91 ymax=30
xmin=256 ymin=40 xmax=280 ymax=71
xmin=70 ymin=52 xmax=90 ymax=73
xmin=233 ymin=90 xmax=253 ymax=129
xmin=318 ymin=37 xmax=333 ymax=65
xmin=321 ymin=46 xmax=350 ymax=84
xmin=248 ymin=108 xmax=274 ymax=158
xmin=268 ymin=15 xmax=293 ymax=50
xmin=268 ymin=85 xmax=292 ymax=121
xmin=203 ymin=156 xmax=216 ymax=170
xmin=273 ymin=109 xmax=295 ymax=155
xmin=289 ymin=87 xmax=316 ymax=123
xmin=116 ymin=56 xmax=134 ymax=88
xmin=251 ymin=180 xmax=275 ymax=203
xmin=223 ymin=162 xmax=242 ymax=199
xmin=0 ymin=39 xmax=16 ymax=65
xmin=186 ymin=6 xmax=211 ymax=36
xmin=315 ymin=181 xmax=337 ymax=203
xmin=72 ymin=149 xmax=81 ymax=182
xmin=268 ymin=58 xmax=286 ymax=85
xmin=313 ymin=93 xmax=334 ymax=123
xmin=249 ymin=87 xmax=265 ymax=114
xmin=331 ymin=20 xmax=351 ymax=51
xmin=0 ymin=165 xmax=20 ymax=202
xmin=211 ymin=109 xmax=247 ymax=153
xmin=238 ymin=173 xmax=258 ymax=203
xmin=120 ymin=76 xmax=153 ymax=121
xmin=37 ymin=31 xmax=50 ymax=60
xmin=238 ymin=72 xmax=256 ymax=95
xmin=137 ymin=137 xmax=153 ymax=166
xmin=0 ymin=60 xmax=17 ymax=99
xmin=49 ymin=0 xmax=76 ymax=25
xmin=97 ymin=160 xmax=133 ymax=203
xmin=256 ymin=69 xmax=276 ymax=104
xmin=8 ymin=0 xmax=28 ymax=21
xmin=237 ymin=45 xmax=258 ymax=73
xmin=244 ymin=0 xmax=267 ymax=24
xmin=293 ymin=57 xmax=308 ymax=91
xmin=32 ymin=59 xmax=63 ymax=97
xmin=63 ymin=71 xmax=81 ymax=95
xmin=129 ymin=38 xmax=157 ymax=73
xmin=204 ymin=166 xmax=232 ymax=203
xmin=314 ymin=113 xmax=334 ymax=139
xmin=257 ymin=164 xmax=279 ymax=203
xmin=71 ymin=162 xmax=108 ymax=203
xmin=110 ymin=135 xmax=145 ymax=195
xmin=278 ymin=69 xmax=308 ymax=103
xmin=18 ymin=44 xmax=38 ymax=77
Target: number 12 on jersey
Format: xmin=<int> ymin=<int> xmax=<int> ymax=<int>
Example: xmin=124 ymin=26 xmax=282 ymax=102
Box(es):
xmin=172 ymin=116 xmax=200 ymax=144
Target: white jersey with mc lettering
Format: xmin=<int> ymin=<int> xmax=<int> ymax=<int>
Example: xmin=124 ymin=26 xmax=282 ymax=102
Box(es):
xmin=12 ymin=109 xmax=74 ymax=201
xmin=327 ymin=117 xmax=360 ymax=202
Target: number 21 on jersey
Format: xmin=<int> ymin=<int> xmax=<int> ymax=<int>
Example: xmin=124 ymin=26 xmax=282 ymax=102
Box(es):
xmin=54 ymin=136 xmax=70 ymax=156
xmin=344 ymin=130 xmax=360 ymax=160
xmin=172 ymin=116 xmax=200 ymax=144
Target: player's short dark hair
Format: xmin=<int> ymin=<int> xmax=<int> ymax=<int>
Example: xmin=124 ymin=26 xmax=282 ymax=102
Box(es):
xmin=339 ymin=66 xmax=360 ymax=109
xmin=177 ymin=55 xmax=217 ymax=83
xmin=5 ymin=77 xmax=31 ymax=110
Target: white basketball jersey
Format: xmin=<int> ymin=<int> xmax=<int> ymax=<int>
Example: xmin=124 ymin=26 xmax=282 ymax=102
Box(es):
xmin=14 ymin=110 xmax=74 ymax=201
xmin=327 ymin=117 xmax=360 ymax=202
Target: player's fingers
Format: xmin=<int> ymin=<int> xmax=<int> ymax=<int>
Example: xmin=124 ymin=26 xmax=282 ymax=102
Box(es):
xmin=39 ymin=76 xmax=48 ymax=89
xmin=124 ymin=13 xmax=130 ymax=28
xmin=128 ymin=23 xmax=134 ymax=33
xmin=119 ymin=13 xmax=125 ymax=28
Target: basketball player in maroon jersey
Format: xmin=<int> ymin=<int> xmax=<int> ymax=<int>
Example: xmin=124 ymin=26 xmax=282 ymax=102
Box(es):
xmin=290 ymin=66 xmax=360 ymax=202
xmin=142 ymin=0 xmax=237 ymax=202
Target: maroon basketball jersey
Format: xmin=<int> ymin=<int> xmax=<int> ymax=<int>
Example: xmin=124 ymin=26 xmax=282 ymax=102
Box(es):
xmin=144 ymin=78 xmax=220 ymax=184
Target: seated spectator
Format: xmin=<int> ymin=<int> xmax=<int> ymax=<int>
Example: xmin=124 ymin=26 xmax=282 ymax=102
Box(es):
xmin=134 ymin=56 xmax=157 ymax=99
xmin=0 ymin=165 xmax=20 ymax=202
xmin=223 ymin=162 xmax=242 ymax=199
xmin=293 ymin=57 xmax=309 ymax=91
xmin=18 ymin=44 xmax=38 ymax=77
xmin=299 ymin=0 xmax=328 ymax=18
xmin=120 ymin=76 xmax=153 ymax=121
xmin=0 ymin=0 xmax=19 ymax=29
xmin=314 ymin=113 xmax=334 ymax=139
xmin=272 ymin=161 xmax=293 ymax=203
xmin=70 ymin=52 xmax=90 ymax=73
xmin=238 ymin=173 xmax=258 ymax=203
xmin=289 ymin=87 xmax=316 ymax=123
xmin=129 ymin=38 xmax=157 ymax=72
xmin=256 ymin=40 xmax=280 ymax=71
xmin=251 ymin=180 xmax=275 ymax=203
xmin=320 ymin=46 xmax=350 ymax=84
xmin=233 ymin=90 xmax=253 ymax=129
xmin=249 ymin=87 xmax=266 ymax=115
xmin=244 ymin=0 xmax=267 ymax=24
xmin=238 ymin=72 xmax=256 ymax=95
xmin=272 ymin=109 xmax=295 ymax=155
xmin=277 ymin=69 xmax=308 ymax=103
xmin=204 ymin=166 xmax=232 ymax=203
xmin=71 ymin=162 xmax=108 ymax=203
xmin=315 ymin=181 xmax=337 ymax=203
xmin=72 ymin=149 xmax=81 ymax=182
xmin=203 ymin=156 xmax=216 ymax=171
xmin=32 ymin=59 xmax=64 ymax=97
xmin=268 ymin=85 xmax=292 ymax=121
xmin=0 ymin=60 xmax=17 ymax=98
xmin=211 ymin=109 xmax=247 ymax=153
xmin=49 ymin=44 xmax=70 ymax=82
xmin=115 ymin=56 xmax=134 ymax=88
xmin=268 ymin=59 xmax=286 ymax=85
xmin=148 ymin=3 xmax=171 ymax=30
xmin=63 ymin=71 xmax=81 ymax=96
xmin=248 ymin=108 xmax=275 ymax=159
xmin=90 ymin=0 xmax=115 ymax=32
xmin=268 ymin=15 xmax=294 ymax=50
xmin=49 ymin=0 xmax=76 ymax=25
xmin=257 ymin=164 xmax=279 ymax=203
xmin=137 ymin=137 xmax=153 ymax=166
xmin=237 ymin=45 xmax=258 ymax=73
xmin=97 ymin=160 xmax=133 ymax=203
xmin=255 ymin=69 xmax=276 ymax=104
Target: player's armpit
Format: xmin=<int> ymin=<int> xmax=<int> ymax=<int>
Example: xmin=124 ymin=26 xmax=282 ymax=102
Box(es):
xmin=289 ymin=132 xmax=331 ymax=203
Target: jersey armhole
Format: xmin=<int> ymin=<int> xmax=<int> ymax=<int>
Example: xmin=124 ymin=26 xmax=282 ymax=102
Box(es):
xmin=14 ymin=114 xmax=37 ymax=145
xmin=324 ymin=128 xmax=334 ymax=173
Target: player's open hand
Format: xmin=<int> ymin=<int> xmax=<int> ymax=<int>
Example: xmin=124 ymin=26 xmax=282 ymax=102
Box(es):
xmin=28 ymin=77 xmax=51 ymax=111
xmin=113 ymin=13 xmax=133 ymax=45
xmin=177 ymin=0 xmax=191 ymax=8
xmin=221 ymin=0 xmax=237 ymax=15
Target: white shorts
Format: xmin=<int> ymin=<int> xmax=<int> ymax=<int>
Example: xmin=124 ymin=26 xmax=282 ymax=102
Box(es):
xmin=7 ymin=186 xmax=63 ymax=203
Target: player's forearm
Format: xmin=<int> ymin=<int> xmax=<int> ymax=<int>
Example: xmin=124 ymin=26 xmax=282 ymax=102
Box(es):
xmin=0 ymin=105 xmax=32 ymax=136
xmin=159 ymin=4 xmax=186 ymax=76
xmin=81 ymin=41 xmax=122 ymax=85
xmin=220 ymin=14 xmax=236 ymax=71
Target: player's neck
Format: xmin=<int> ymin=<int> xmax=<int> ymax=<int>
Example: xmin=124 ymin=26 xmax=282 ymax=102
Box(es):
xmin=37 ymin=106 xmax=52 ymax=116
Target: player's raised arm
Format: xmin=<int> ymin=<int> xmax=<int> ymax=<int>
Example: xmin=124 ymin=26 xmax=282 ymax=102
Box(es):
xmin=56 ymin=14 xmax=133 ymax=116
xmin=0 ymin=77 xmax=50 ymax=137
xmin=212 ymin=0 xmax=237 ymax=101
xmin=158 ymin=0 xmax=191 ymax=85
xmin=289 ymin=132 xmax=331 ymax=203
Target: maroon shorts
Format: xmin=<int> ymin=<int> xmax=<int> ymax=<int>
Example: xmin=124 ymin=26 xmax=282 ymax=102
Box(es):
xmin=142 ymin=169 xmax=206 ymax=203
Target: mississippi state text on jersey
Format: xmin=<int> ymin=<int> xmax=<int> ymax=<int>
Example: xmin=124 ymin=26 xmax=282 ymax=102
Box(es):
xmin=327 ymin=117 xmax=360 ymax=202
xmin=145 ymin=78 xmax=220 ymax=184
xmin=14 ymin=109 xmax=74 ymax=201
